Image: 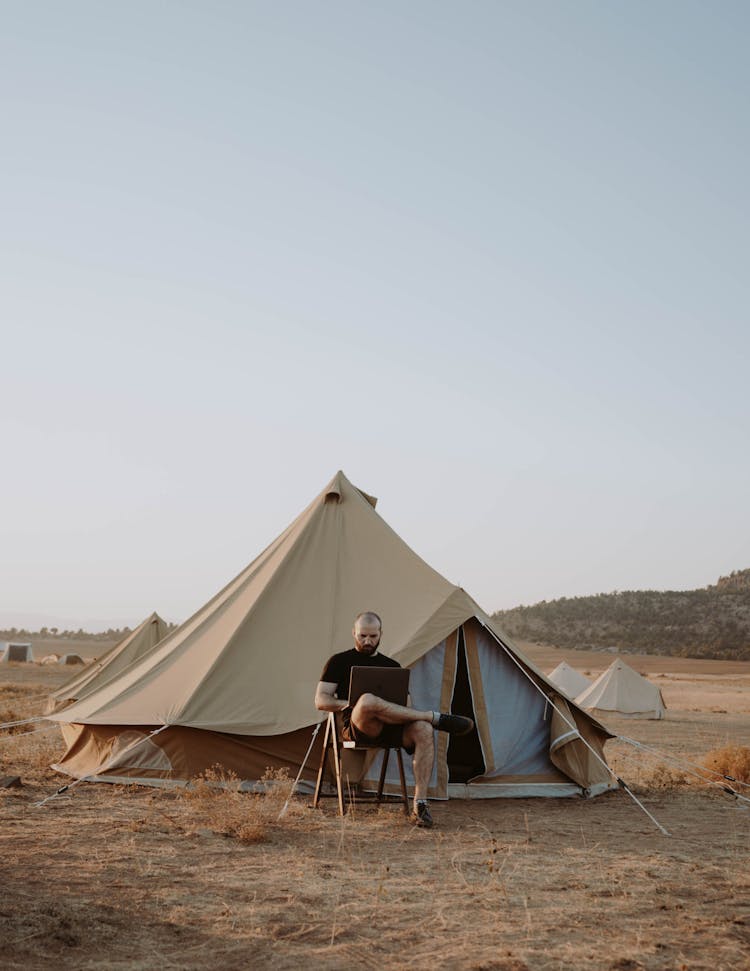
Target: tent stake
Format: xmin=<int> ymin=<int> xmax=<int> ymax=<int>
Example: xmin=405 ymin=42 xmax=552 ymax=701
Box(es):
xmin=278 ymin=720 xmax=323 ymax=818
xmin=613 ymin=775 xmax=671 ymax=836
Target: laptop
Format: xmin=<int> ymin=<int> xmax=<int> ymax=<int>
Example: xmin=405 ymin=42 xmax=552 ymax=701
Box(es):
xmin=348 ymin=666 xmax=410 ymax=707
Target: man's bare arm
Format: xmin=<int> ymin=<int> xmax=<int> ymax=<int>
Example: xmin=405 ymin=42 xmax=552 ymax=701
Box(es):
xmin=314 ymin=681 xmax=348 ymax=713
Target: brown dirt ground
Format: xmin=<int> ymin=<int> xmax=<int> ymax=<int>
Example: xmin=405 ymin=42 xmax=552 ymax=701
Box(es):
xmin=1 ymin=648 xmax=749 ymax=971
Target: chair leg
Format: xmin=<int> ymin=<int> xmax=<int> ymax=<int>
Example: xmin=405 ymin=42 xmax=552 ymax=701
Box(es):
xmin=396 ymin=749 xmax=409 ymax=815
xmin=312 ymin=713 xmax=332 ymax=809
xmin=330 ymin=718 xmax=346 ymax=816
xmin=376 ymin=748 xmax=391 ymax=805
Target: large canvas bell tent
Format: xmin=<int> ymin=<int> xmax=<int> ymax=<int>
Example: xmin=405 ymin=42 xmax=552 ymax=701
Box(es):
xmin=47 ymin=612 xmax=169 ymax=713
xmin=575 ymin=659 xmax=666 ymax=720
xmin=49 ymin=472 xmax=614 ymax=799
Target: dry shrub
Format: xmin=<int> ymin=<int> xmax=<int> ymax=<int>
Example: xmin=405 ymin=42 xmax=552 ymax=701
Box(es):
xmin=701 ymin=745 xmax=750 ymax=784
xmin=636 ymin=762 xmax=688 ymax=791
xmin=606 ymin=748 xmax=688 ymax=792
xmin=181 ymin=765 xmax=294 ymax=843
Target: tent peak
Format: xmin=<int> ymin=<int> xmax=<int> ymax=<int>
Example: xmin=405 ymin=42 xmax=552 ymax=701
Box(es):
xmin=324 ymin=470 xmax=377 ymax=508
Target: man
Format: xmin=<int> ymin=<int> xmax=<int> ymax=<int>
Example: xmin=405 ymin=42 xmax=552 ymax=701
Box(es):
xmin=315 ymin=611 xmax=474 ymax=828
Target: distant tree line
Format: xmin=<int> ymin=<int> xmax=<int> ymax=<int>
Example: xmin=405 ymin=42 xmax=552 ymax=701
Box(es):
xmin=0 ymin=623 xmax=178 ymax=642
xmin=492 ymin=568 xmax=750 ymax=661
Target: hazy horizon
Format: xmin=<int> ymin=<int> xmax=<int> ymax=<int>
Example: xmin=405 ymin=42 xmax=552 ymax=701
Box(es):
xmin=3 ymin=3 xmax=749 ymax=632
xmin=1 ymin=553 xmax=745 ymax=635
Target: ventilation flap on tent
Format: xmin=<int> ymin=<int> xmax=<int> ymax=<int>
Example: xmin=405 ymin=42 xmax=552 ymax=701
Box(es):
xmin=548 ymin=694 xmax=613 ymax=791
xmin=324 ymin=470 xmax=377 ymax=508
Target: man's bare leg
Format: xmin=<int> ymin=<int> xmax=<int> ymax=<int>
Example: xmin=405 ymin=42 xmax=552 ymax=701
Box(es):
xmin=350 ymin=692 xmax=433 ymax=738
xmin=350 ymin=693 xmax=472 ymax=827
xmin=351 ymin=693 xmax=473 ymax=743
xmin=402 ymin=721 xmax=434 ymax=805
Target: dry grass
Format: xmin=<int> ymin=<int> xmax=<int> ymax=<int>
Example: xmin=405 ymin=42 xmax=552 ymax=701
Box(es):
xmin=701 ymin=745 xmax=750 ymax=785
xmin=178 ymin=765 xmax=295 ymax=843
xmin=0 ymin=681 xmax=51 ymax=732
xmin=1 ymin=658 xmax=750 ymax=970
xmin=606 ymin=739 xmax=750 ymax=796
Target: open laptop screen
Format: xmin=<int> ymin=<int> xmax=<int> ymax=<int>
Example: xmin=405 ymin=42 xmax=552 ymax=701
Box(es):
xmin=348 ymin=666 xmax=410 ymax=707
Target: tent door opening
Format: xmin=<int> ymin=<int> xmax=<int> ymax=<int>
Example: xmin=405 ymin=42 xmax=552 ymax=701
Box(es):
xmin=447 ymin=627 xmax=485 ymax=783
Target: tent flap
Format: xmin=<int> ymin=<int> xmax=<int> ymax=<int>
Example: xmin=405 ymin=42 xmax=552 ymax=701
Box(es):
xmin=548 ymin=695 xmax=614 ymax=791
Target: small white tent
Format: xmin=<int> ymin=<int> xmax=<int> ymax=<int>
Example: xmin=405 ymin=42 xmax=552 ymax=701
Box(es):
xmin=0 ymin=642 xmax=34 ymax=663
xmin=575 ymin=659 xmax=666 ymax=720
xmin=547 ymin=661 xmax=592 ymax=700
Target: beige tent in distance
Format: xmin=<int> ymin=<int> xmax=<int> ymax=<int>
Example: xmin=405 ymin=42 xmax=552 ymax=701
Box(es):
xmin=575 ymin=659 xmax=666 ymax=720
xmin=48 ymin=613 xmax=169 ymax=714
xmin=547 ymin=661 xmax=592 ymax=700
xmin=48 ymin=472 xmax=616 ymax=800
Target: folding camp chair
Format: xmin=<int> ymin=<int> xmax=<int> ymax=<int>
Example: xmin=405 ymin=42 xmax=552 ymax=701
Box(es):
xmin=311 ymin=711 xmax=409 ymax=815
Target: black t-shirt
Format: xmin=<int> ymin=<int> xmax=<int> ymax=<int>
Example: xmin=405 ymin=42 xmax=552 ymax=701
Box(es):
xmin=319 ymin=648 xmax=401 ymax=701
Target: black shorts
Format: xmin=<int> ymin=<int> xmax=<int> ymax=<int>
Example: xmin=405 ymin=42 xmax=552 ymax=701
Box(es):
xmin=341 ymin=708 xmax=415 ymax=755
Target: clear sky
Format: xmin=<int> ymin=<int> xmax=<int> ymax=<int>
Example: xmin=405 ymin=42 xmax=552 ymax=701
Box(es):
xmin=2 ymin=2 xmax=748 ymax=631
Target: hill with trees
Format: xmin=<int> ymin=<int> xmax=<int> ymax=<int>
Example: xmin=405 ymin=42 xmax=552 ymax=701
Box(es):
xmin=492 ymin=569 xmax=750 ymax=661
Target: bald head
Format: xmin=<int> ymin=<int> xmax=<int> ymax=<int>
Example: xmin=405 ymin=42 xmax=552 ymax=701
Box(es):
xmin=354 ymin=611 xmax=382 ymax=629
xmin=352 ymin=611 xmax=382 ymax=654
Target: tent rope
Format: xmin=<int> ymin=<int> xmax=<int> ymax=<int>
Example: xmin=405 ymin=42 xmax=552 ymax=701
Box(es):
xmin=483 ymin=625 xmax=671 ymax=836
xmin=34 ymin=725 xmax=169 ymax=809
xmin=610 ymin=774 xmax=672 ymax=835
xmin=612 ymin=744 xmax=750 ymax=810
xmin=0 ymin=716 xmax=45 ymax=730
xmin=0 ymin=723 xmax=57 ymax=743
xmin=617 ymin=735 xmax=750 ymax=804
xmin=619 ymin=735 xmax=750 ymax=791
xmin=278 ymin=719 xmax=324 ymax=818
